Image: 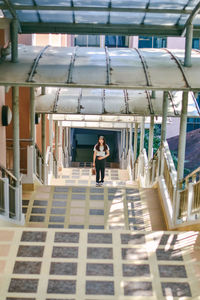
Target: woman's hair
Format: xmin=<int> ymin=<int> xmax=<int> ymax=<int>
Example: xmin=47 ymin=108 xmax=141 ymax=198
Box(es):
xmin=95 ymin=136 xmax=108 ymax=151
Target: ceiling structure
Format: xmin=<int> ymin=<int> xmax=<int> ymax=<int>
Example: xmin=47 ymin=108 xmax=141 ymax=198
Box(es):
xmin=35 ymin=88 xmax=200 ymax=117
xmin=0 ymin=0 xmax=200 ymax=37
xmin=1 ymin=45 xmax=200 ymax=91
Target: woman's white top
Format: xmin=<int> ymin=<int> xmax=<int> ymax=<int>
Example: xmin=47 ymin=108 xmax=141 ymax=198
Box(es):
xmin=93 ymin=144 xmax=109 ymax=157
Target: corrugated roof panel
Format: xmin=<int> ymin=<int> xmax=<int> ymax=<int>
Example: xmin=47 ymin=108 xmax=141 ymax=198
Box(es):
xmin=33 ymin=47 xmax=74 ymax=84
xmin=105 ymin=89 xmax=126 ymax=114
xmin=149 ymin=0 xmax=187 ymax=9
xmin=11 ymin=0 xmax=33 ymax=5
xmin=35 ymin=0 xmax=71 ymax=6
xmin=72 ymin=47 xmax=107 ymax=86
xmin=112 ymin=0 xmax=149 ymax=8
xmin=80 ymin=89 xmax=103 ymax=114
xmin=74 ymin=0 xmax=109 ymax=7
xmin=109 ymin=48 xmax=147 ymax=87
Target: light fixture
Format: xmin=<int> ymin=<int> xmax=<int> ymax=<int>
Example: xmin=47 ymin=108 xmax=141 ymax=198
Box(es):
xmin=1 ymin=105 xmax=12 ymax=126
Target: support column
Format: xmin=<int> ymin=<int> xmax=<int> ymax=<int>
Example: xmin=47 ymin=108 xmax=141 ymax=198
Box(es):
xmin=49 ymin=114 xmax=53 ymax=172
xmin=140 ymin=117 xmax=145 ymax=153
xmin=58 ymin=123 xmax=63 ymax=170
xmin=11 ymin=19 xmax=18 ymax=63
xmin=41 ymin=87 xmax=46 ymax=95
xmin=133 ymin=123 xmax=138 ymax=162
xmin=41 ymin=114 xmax=46 ymax=181
xmin=12 ymin=87 xmax=20 ymax=185
xmin=161 ymin=91 xmax=169 ymax=143
xmin=177 ymin=92 xmax=189 ymax=181
xmin=129 ymin=123 xmax=133 ymax=150
xmin=184 ymin=24 xmax=193 ymax=67
xmin=148 ymin=115 xmax=154 ymax=161
xmin=30 ymin=88 xmax=35 ymax=173
xmin=125 ymin=128 xmax=129 ymax=157
xmin=55 ymin=121 xmax=58 ymax=162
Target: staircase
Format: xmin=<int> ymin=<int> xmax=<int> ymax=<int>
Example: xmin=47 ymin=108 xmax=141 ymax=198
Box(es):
xmin=0 ymin=167 xmax=200 ymax=299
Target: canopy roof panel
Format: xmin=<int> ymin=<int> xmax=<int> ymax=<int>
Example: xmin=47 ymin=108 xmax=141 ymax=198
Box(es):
xmin=1 ymin=0 xmax=200 ymax=36
xmin=1 ymin=46 xmax=200 ymax=91
xmin=35 ymin=88 xmax=200 ymax=118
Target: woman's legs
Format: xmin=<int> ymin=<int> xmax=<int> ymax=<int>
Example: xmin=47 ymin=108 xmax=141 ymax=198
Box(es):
xmin=95 ymin=159 xmax=100 ymax=183
xmin=100 ymin=160 xmax=105 ymax=183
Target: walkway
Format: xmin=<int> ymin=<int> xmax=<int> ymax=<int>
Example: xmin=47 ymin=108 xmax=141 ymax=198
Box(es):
xmin=0 ymin=228 xmax=199 ymax=299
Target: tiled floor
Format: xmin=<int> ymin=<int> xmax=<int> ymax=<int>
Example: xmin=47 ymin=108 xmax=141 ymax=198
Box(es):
xmin=22 ymin=184 xmax=164 ymax=231
xmin=0 ymin=228 xmax=200 ymax=300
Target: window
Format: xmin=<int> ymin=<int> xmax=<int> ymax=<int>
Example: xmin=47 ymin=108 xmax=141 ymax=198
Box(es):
xmin=192 ymin=38 xmax=200 ymax=49
xmin=139 ymin=36 xmax=167 ymax=48
xmin=74 ymin=35 xmax=100 ymax=47
xmin=105 ymin=36 xmax=128 ymax=48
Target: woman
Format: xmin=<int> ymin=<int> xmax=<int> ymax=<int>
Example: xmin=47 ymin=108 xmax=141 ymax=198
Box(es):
xmin=93 ymin=136 xmax=110 ymax=186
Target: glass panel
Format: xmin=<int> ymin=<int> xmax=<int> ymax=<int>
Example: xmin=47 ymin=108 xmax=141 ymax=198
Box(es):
xmin=17 ymin=10 xmax=39 ymax=22
xmin=149 ymin=0 xmax=187 ymax=9
xmin=112 ymin=0 xmax=148 ymax=8
xmin=74 ymin=0 xmax=109 ymax=7
xmin=39 ymin=11 xmax=73 ymax=23
xmin=35 ymin=0 xmax=71 ymax=6
xmin=0 ymin=179 xmax=5 ymax=214
xmin=144 ymin=13 xmax=180 ymax=25
xmin=9 ymin=185 xmax=16 ymax=218
xmin=105 ymin=36 xmax=128 ymax=48
xmin=75 ymin=11 xmax=108 ymax=23
xmin=153 ymin=37 xmax=167 ymax=48
xmin=11 ymin=0 xmax=33 ymax=5
xmin=139 ymin=36 xmax=153 ymax=48
xmin=192 ymin=38 xmax=200 ymax=49
xmin=110 ymin=12 xmax=144 ymax=24
xmin=75 ymin=35 xmax=100 ymax=47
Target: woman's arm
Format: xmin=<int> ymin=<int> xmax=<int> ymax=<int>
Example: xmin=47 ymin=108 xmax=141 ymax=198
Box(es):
xmin=97 ymin=150 xmax=110 ymax=160
xmin=93 ymin=151 xmax=96 ymax=167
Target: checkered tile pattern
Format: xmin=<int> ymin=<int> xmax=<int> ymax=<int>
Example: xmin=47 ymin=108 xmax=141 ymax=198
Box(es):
xmin=0 ymin=229 xmax=199 ymax=299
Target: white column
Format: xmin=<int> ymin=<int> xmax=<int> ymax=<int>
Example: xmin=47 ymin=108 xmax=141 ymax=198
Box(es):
xmin=148 ymin=115 xmax=154 ymax=161
xmin=160 ymin=91 xmax=169 ymax=175
xmin=41 ymin=114 xmax=46 ymax=181
xmin=133 ymin=123 xmax=138 ymax=163
xmin=140 ymin=117 xmax=145 ymax=153
xmin=129 ymin=123 xmax=133 ymax=150
xmin=12 ymin=86 xmax=20 ymax=185
xmin=30 ymin=87 xmax=35 ymax=173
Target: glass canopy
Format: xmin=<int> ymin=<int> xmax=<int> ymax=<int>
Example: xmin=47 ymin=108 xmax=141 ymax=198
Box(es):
xmin=0 ymin=0 xmax=200 ymax=36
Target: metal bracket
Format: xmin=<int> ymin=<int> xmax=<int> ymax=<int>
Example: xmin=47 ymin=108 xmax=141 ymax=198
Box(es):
xmin=67 ymin=46 xmax=78 ymax=84
xmin=134 ymin=48 xmax=152 ymax=87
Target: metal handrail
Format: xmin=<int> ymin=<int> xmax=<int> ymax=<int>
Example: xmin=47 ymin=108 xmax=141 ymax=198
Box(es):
xmin=0 ymin=164 xmax=17 ymax=186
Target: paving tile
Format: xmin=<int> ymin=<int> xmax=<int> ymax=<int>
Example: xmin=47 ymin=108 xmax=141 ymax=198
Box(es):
xmin=123 ymin=264 xmax=150 ymax=277
xmin=161 ymin=282 xmax=192 ymax=297
xmin=126 ymin=188 xmax=139 ymax=194
xmin=51 ymin=208 xmax=66 ymax=214
xmin=69 ymin=225 xmax=84 ymax=229
xmin=52 ymin=201 xmax=67 ymax=207
xmin=89 ymin=209 xmax=104 ymax=215
xmin=22 ymin=200 xmax=29 ymax=206
xmin=22 ymin=207 xmax=28 ymax=214
xmin=21 ymin=231 xmax=47 ymax=242
xmin=54 ymin=187 xmax=69 ymax=192
xmin=50 ymin=262 xmax=77 ymax=275
xmin=108 ymin=195 xmax=122 ymax=201
xmin=70 ymin=216 xmax=85 ymax=223
xmin=33 ymin=200 xmax=48 ymax=206
xmin=0 ymin=245 xmax=11 ymax=256
xmin=54 ymin=232 xmax=79 ymax=243
xmin=52 ymin=247 xmax=79 ymax=258
xmin=72 ymin=176 xmax=79 ymax=179
xmin=128 ymin=209 xmax=143 ymax=217
xmin=0 ymin=230 xmax=14 ymax=241
xmin=127 ymin=196 xmax=141 ymax=201
xmin=70 ymin=208 xmax=85 ymax=215
xmin=128 ymin=217 xmax=144 ymax=225
xmin=53 ymin=194 xmax=68 ymax=199
xmin=121 ymin=234 xmax=145 ymax=245
xmin=90 ymin=195 xmax=104 ymax=200
xmin=0 ymin=260 xmax=6 ymax=273
xmin=29 ymin=215 xmax=45 ymax=222
xmin=88 ymin=233 xmax=112 ymax=244
xmin=49 ymin=216 xmax=65 ymax=223
xmin=159 ymin=265 xmax=187 ymax=278
xmin=78 ymin=180 xmax=88 ymax=184
xmin=90 ymin=188 xmax=104 ymax=194
xmin=31 ymin=207 xmax=46 ymax=214
xmin=108 ymin=188 xmax=123 ymax=194
xmin=71 ymin=201 xmax=86 ymax=208
xmin=87 ymin=247 xmax=113 ymax=259
xmin=89 ymin=225 xmax=104 ymax=229
xmin=8 ymin=278 xmax=38 ymax=293
xmin=86 ymin=281 xmax=114 ymax=295
xmin=122 ymin=248 xmax=148 ymax=260
xmin=48 ymin=224 xmax=64 ymax=228
xmin=86 ymin=263 xmax=113 ymax=276
xmin=129 ymin=225 xmax=146 ymax=231
xmin=159 ymin=234 xmax=178 ymax=246
xmin=156 ymin=249 xmax=183 ymax=261
xmin=17 ymin=246 xmax=44 ymax=257
xmin=71 ymin=194 xmax=86 ymax=200
xmin=6 ymin=297 xmax=35 ymax=300
xmin=65 ymin=180 xmax=76 ymax=184
xmin=90 ymin=201 xmax=104 ymax=209
xmin=72 ymin=187 xmax=86 ymax=193
xmin=13 ymin=261 xmax=42 ymax=274
xmin=47 ymin=280 xmax=76 ymax=294
xmin=61 ymin=175 xmax=70 ymax=178
xmin=124 ymin=281 xmax=153 ymax=296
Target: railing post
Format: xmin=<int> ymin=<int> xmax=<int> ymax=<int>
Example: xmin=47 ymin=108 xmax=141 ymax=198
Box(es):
xmin=160 ymin=91 xmax=169 ymax=176
xmin=148 ymin=115 xmax=154 ymax=162
xmin=140 ymin=117 xmax=145 ymax=153
xmin=2 ymin=178 xmax=9 ymax=218
xmin=187 ymin=182 xmax=194 ymax=221
xmin=30 ymin=87 xmax=36 ymax=173
xmin=12 ymin=86 xmax=20 ymax=187
xmin=38 ymin=157 xmax=42 ymax=182
xmin=42 ymin=114 xmax=46 ymax=183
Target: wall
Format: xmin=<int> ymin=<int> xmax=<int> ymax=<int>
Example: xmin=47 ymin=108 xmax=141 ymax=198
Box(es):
xmin=167 ymin=37 xmax=185 ymax=49
xmin=0 ymin=86 xmax=6 ymax=167
xmin=166 ymin=117 xmax=180 ymax=139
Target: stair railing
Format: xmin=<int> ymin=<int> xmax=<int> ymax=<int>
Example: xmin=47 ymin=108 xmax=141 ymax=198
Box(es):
xmin=0 ymin=164 xmax=24 ymax=224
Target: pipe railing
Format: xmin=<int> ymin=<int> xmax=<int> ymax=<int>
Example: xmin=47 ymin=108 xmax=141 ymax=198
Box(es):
xmin=0 ymin=164 xmax=23 ymax=224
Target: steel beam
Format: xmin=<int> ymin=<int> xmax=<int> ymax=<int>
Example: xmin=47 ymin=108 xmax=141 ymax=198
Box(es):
xmin=12 ymin=86 xmax=20 ymax=185
xmin=184 ymin=24 xmax=193 ymax=67
xmin=177 ymin=91 xmax=189 ymax=181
